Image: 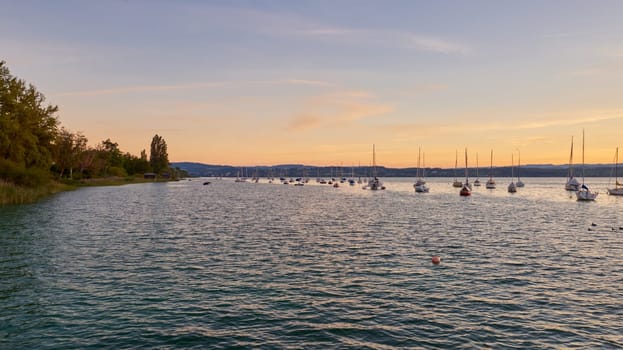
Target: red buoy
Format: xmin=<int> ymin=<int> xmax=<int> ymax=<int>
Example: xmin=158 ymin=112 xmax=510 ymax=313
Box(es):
xmin=432 ymin=256 xmax=441 ymax=265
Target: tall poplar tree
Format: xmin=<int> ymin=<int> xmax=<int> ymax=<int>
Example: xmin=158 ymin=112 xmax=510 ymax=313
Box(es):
xmin=149 ymin=134 xmax=169 ymax=174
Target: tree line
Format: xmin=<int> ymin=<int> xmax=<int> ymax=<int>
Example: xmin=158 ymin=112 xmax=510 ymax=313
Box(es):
xmin=0 ymin=60 xmax=180 ymax=187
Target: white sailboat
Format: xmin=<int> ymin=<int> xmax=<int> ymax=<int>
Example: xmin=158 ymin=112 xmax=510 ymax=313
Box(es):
xmin=414 ymin=147 xmax=429 ymax=193
xmin=486 ymin=149 xmax=496 ymax=189
xmin=607 ymin=147 xmax=623 ymax=196
xmin=473 ymin=152 xmax=481 ymax=186
xmin=367 ymin=144 xmax=385 ymax=190
xmin=452 ymin=149 xmax=463 ymax=187
xmin=516 ymin=149 xmax=525 ymax=187
xmin=576 ymin=129 xmax=598 ymax=201
xmin=565 ymin=136 xmax=580 ymax=191
xmin=508 ymin=154 xmax=517 ymax=193
xmin=460 ymin=148 xmax=471 ymax=196
xmin=235 ymin=167 xmax=248 ymax=182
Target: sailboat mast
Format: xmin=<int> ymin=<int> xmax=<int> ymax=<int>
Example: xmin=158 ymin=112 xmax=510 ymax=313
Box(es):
xmin=517 ymin=149 xmax=521 ymax=180
xmin=569 ymin=136 xmax=574 ymax=179
xmin=615 ymin=147 xmax=619 ymax=187
xmin=582 ymin=129 xmax=585 ymax=184
xmin=372 ymin=144 xmax=376 ymax=177
xmin=511 ymin=154 xmax=514 ymax=180
xmin=454 ymin=149 xmax=458 ymax=180
xmin=415 ymin=147 xmax=422 ymax=179
xmin=464 ymin=148 xmax=468 ymax=182
xmin=489 ymin=149 xmax=493 ymax=179
xmin=616 ymin=147 xmax=619 ymax=186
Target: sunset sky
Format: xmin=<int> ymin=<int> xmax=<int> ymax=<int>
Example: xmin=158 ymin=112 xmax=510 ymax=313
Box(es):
xmin=2 ymin=0 xmax=623 ymax=167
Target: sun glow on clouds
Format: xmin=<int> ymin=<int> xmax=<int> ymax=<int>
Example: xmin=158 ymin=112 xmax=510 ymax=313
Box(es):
xmin=287 ymin=91 xmax=393 ymax=131
xmin=375 ymin=109 xmax=623 ymax=167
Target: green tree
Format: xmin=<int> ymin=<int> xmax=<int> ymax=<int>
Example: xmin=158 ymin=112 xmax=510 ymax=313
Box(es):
xmin=0 ymin=60 xmax=59 ymax=170
xmin=53 ymin=127 xmax=87 ymax=179
xmin=149 ymin=134 xmax=169 ymax=174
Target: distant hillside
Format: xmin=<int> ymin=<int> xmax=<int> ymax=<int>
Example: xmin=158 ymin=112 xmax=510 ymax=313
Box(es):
xmin=172 ymin=162 xmax=616 ymax=178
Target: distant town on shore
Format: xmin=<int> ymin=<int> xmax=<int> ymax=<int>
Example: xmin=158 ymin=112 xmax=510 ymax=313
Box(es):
xmin=173 ymin=162 xmax=616 ymax=178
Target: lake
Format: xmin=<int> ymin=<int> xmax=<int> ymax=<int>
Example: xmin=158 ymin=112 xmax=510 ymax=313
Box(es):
xmin=1 ymin=177 xmax=622 ymax=349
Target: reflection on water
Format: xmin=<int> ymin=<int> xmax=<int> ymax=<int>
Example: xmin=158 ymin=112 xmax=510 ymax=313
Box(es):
xmin=1 ymin=178 xmax=622 ymax=348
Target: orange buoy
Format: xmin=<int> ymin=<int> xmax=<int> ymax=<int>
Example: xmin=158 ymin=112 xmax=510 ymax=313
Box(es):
xmin=431 ymin=256 xmax=441 ymax=265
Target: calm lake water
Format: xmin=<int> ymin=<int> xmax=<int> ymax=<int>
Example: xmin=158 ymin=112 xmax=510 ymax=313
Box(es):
xmin=1 ymin=177 xmax=622 ymax=349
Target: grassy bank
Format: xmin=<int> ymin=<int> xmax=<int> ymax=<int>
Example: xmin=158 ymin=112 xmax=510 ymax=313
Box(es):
xmin=0 ymin=181 xmax=72 ymax=206
xmin=1 ymin=176 xmax=176 ymax=206
xmin=60 ymin=176 xmax=173 ymax=187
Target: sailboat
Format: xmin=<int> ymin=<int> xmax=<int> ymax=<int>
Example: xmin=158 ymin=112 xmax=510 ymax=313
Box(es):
xmin=473 ymin=152 xmax=481 ymax=186
xmin=607 ymin=147 xmax=623 ymax=196
xmin=367 ymin=144 xmax=385 ymax=190
xmin=235 ymin=167 xmax=248 ymax=182
xmin=348 ymin=166 xmax=356 ymax=186
xmin=422 ymin=153 xmax=427 ymax=185
xmin=508 ymin=154 xmax=517 ymax=193
xmin=357 ymin=162 xmax=363 ymax=184
xmin=576 ymin=129 xmax=598 ymax=201
xmin=565 ymin=136 xmax=581 ymax=191
xmin=516 ymin=149 xmax=525 ymax=187
xmin=460 ymin=148 xmax=471 ymax=196
xmin=452 ymin=149 xmax=463 ymax=187
xmin=414 ymin=147 xmax=429 ymax=193
xmin=486 ymin=149 xmax=496 ymax=189
xmin=294 ymin=168 xmax=305 ymax=186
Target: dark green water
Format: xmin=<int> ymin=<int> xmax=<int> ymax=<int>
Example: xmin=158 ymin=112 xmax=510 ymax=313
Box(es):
xmin=1 ymin=178 xmax=622 ymax=348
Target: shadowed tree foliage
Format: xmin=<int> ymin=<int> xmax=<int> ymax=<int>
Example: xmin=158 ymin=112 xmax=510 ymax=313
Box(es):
xmin=1 ymin=60 xmax=59 ymax=186
xmin=1 ymin=60 xmax=59 ymax=169
xmin=1 ymin=60 xmax=180 ymax=194
xmin=53 ymin=127 xmax=88 ymax=179
xmin=150 ymin=134 xmax=169 ymax=174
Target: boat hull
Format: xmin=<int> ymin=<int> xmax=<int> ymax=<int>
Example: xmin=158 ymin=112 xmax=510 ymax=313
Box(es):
xmin=414 ymin=184 xmax=429 ymax=193
xmin=459 ymin=185 xmax=471 ymax=196
xmin=607 ymin=188 xmax=623 ymax=196
xmin=576 ymin=189 xmax=598 ymax=201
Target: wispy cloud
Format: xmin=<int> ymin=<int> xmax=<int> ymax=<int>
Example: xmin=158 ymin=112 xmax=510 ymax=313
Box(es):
xmin=287 ymin=114 xmax=322 ymax=131
xmin=54 ymin=82 xmax=228 ymax=97
xmin=383 ymin=109 xmax=623 ymax=136
xmin=512 ymin=111 xmax=623 ymax=130
xmin=399 ymin=83 xmax=448 ymax=96
xmin=192 ymin=6 xmax=471 ymax=55
xmin=54 ymin=79 xmax=332 ymax=97
xmin=296 ymin=27 xmax=470 ymax=54
xmin=287 ymin=91 xmax=393 ymax=131
xmin=407 ymin=35 xmax=469 ymax=54
xmin=281 ymin=79 xmax=332 ymax=86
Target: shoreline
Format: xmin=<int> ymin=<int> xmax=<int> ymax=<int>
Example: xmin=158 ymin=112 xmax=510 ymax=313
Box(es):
xmin=0 ymin=176 xmax=176 ymax=206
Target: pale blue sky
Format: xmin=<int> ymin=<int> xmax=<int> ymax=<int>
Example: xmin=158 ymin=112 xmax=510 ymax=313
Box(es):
xmin=2 ymin=0 xmax=623 ymax=166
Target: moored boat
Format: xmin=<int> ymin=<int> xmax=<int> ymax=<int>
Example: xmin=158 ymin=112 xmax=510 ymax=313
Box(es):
xmin=607 ymin=147 xmax=623 ymax=196
xmin=486 ymin=149 xmax=496 ymax=189
xmin=508 ymin=154 xmax=517 ymax=193
xmin=452 ymin=149 xmax=463 ymax=188
xmin=414 ymin=147 xmax=429 ymax=193
xmin=565 ymin=136 xmax=580 ymax=191
xmin=576 ymin=129 xmax=598 ymax=201
xmin=460 ymin=148 xmax=471 ymax=196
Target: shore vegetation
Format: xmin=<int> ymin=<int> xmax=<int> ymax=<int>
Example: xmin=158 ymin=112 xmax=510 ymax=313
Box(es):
xmin=0 ymin=60 xmax=187 ymax=205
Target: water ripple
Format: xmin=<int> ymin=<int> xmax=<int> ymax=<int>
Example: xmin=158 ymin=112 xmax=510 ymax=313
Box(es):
xmin=1 ymin=178 xmax=622 ymax=348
